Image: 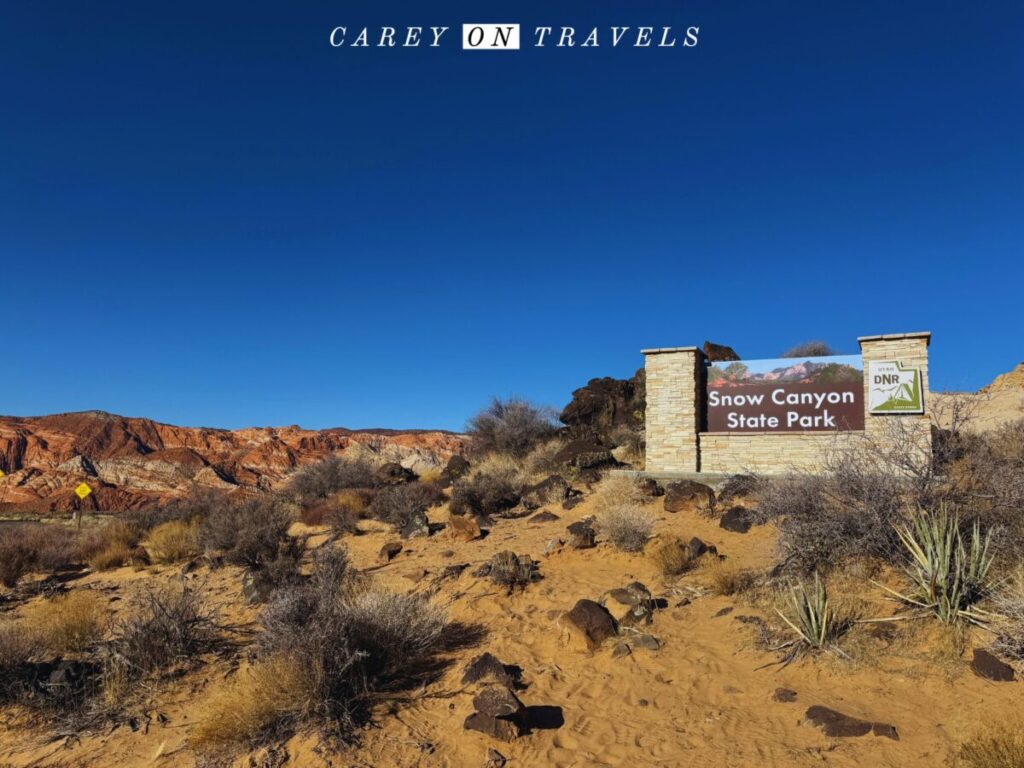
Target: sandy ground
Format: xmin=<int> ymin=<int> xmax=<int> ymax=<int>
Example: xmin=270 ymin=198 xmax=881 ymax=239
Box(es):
xmin=2 ymin=480 xmax=1021 ymax=768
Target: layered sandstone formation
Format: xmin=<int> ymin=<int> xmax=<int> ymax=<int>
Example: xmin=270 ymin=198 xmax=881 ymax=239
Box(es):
xmin=0 ymin=411 xmax=467 ymax=513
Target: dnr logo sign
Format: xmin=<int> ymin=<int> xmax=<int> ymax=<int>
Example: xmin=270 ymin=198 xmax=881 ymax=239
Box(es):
xmin=868 ymin=361 xmax=924 ymax=414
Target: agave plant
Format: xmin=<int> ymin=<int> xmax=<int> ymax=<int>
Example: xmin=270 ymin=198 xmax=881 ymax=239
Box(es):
xmin=777 ymin=573 xmax=844 ymax=651
xmin=879 ymin=506 xmax=995 ymax=625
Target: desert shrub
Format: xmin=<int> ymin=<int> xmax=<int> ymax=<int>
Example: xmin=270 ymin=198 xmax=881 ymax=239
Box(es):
xmin=879 ymin=507 xmax=994 ymax=626
xmin=591 ymin=476 xmax=647 ymax=516
xmin=522 ymin=438 xmax=568 ymax=477
xmin=599 ymin=503 xmax=655 ymax=552
xmin=199 ymin=495 xmax=293 ymax=568
xmin=650 ymin=537 xmax=694 ymax=577
xmin=367 ymin=482 xmax=445 ymax=529
xmin=705 ymin=558 xmax=757 ymax=596
xmin=0 ymin=523 xmax=79 ymax=587
xmin=0 ymin=621 xmax=34 ymax=704
xmin=992 ymin=569 xmax=1024 ymax=661
xmin=144 ymin=520 xmax=200 ymax=564
xmin=287 ymin=456 xmax=376 ymax=503
xmin=776 ymin=573 xmax=848 ymax=655
xmin=959 ymin=720 xmax=1024 ymax=768
xmin=108 ymin=584 xmax=219 ymax=677
xmin=466 ymin=397 xmax=559 ymax=458
xmin=482 ymin=551 xmax=539 ymax=591
xmin=192 ymin=655 xmax=312 ymax=748
xmin=610 ymin=425 xmax=645 ymax=468
xmin=449 ymin=463 xmax=521 ymax=519
xmin=24 ymin=590 xmax=106 ymax=653
xmin=781 ymin=340 xmax=836 ymax=358
xmin=79 ymin=520 xmax=139 ymax=571
xmin=88 ymin=540 xmax=133 ymax=571
xmin=257 ymin=547 xmax=477 ymax=741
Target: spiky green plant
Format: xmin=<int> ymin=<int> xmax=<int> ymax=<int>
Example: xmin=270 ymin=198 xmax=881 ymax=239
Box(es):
xmin=879 ymin=506 xmax=994 ymax=625
xmin=777 ymin=573 xmax=842 ymax=650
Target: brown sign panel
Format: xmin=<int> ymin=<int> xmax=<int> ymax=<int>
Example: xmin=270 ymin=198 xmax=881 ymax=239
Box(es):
xmin=706 ymin=355 xmax=865 ymax=433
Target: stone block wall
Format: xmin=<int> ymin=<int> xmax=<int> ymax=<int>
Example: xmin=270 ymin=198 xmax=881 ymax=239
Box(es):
xmin=643 ymin=333 xmax=932 ymax=475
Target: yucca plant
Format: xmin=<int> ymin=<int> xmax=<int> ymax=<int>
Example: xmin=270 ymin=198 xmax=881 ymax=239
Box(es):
xmin=878 ymin=506 xmax=995 ymax=625
xmin=776 ymin=573 xmax=846 ymax=652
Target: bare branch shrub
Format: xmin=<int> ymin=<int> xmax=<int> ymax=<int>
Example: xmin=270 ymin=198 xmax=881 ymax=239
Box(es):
xmin=466 ymin=397 xmax=559 ymax=458
xmin=199 ymin=495 xmax=294 ymax=568
xmin=650 ymin=537 xmax=695 ymax=576
xmin=449 ymin=461 xmax=522 ymax=519
xmin=0 ymin=523 xmax=79 ymax=587
xmin=23 ymin=590 xmax=106 ymax=653
xmin=599 ymin=503 xmax=655 ymax=552
xmin=367 ymin=482 xmax=445 ymax=530
xmin=287 ymin=456 xmax=376 ymax=503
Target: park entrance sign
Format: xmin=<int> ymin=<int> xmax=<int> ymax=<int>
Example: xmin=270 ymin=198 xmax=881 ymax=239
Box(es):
xmin=706 ymin=355 xmax=864 ymax=432
xmin=642 ymin=332 xmax=932 ymax=475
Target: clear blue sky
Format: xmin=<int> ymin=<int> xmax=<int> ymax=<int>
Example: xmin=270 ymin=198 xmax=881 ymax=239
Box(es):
xmin=2 ymin=2 xmax=1021 ymax=430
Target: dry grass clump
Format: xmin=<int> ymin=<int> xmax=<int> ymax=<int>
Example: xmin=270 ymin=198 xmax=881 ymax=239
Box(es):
xmin=192 ymin=655 xmax=312 ymax=748
xmin=23 ymin=590 xmax=106 ymax=653
xmin=704 ymin=558 xmax=757 ymax=596
xmin=449 ymin=461 xmax=522 ymax=519
xmin=0 ymin=523 xmax=80 ymax=587
xmin=107 ymin=583 xmax=219 ymax=679
xmin=466 ymin=397 xmax=559 ymax=458
xmin=250 ymin=547 xmax=482 ymax=743
xmin=199 ymin=495 xmax=294 ymax=568
xmin=144 ymin=520 xmax=200 ymax=564
xmin=650 ymin=537 xmax=695 ymax=577
xmin=367 ymin=482 xmax=445 ymax=530
xmin=599 ymin=503 xmax=655 ymax=553
xmin=591 ymin=476 xmax=648 ymax=516
xmin=989 ymin=568 xmax=1024 ymax=661
xmin=958 ymin=720 xmax=1024 ymax=768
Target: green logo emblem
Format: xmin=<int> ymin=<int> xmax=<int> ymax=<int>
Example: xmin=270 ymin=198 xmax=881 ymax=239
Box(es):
xmin=868 ymin=361 xmax=923 ymax=414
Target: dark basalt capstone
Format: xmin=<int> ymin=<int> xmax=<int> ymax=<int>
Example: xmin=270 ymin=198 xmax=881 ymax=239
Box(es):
xmin=703 ymin=341 xmax=740 ymax=362
xmin=719 ymin=506 xmax=754 ymax=534
xmin=971 ymin=649 xmax=1015 ymax=682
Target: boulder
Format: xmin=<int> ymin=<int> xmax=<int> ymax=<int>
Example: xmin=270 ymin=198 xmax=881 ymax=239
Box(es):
xmin=376 ymin=462 xmax=417 ymax=486
xmin=449 ymin=513 xmax=482 ymax=542
xmin=400 ymin=512 xmax=430 ymax=539
xmin=521 ymin=475 xmax=574 ymax=510
xmin=562 ymin=496 xmax=584 ymax=511
xmin=719 ymin=506 xmax=754 ymax=534
xmin=378 ymin=541 xmax=403 ymax=563
xmin=462 ymin=652 xmax=520 ymax=688
xmin=473 ymin=685 xmax=524 ymax=719
xmin=566 ymin=519 xmax=596 ymax=550
xmin=439 ymin=454 xmax=471 ymax=487
xmin=559 ymin=369 xmax=645 ymax=444
xmin=664 ymin=480 xmax=715 ymax=512
xmin=561 ymin=599 xmax=617 ymax=652
xmin=773 ymin=688 xmax=798 ymax=703
xmin=635 ymin=478 xmax=664 ymax=498
xmin=703 ymin=341 xmax=740 ymax=362
xmin=804 ymin=706 xmax=899 ymax=740
xmin=529 ymin=510 xmax=561 ymax=524
xmin=971 ymin=649 xmax=1015 ymax=682
xmin=464 ymin=712 xmax=521 ymax=742
xmin=484 ymin=748 xmax=507 ymax=768
xmin=687 ymin=537 xmax=718 ymax=560
xmin=553 ymin=440 xmax=618 ymax=470
xmin=631 ymin=634 xmax=661 ymax=651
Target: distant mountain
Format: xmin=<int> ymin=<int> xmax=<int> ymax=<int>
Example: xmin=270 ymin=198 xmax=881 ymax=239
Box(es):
xmin=709 ymin=360 xmax=862 ymax=387
xmin=0 ymin=411 xmax=467 ymax=513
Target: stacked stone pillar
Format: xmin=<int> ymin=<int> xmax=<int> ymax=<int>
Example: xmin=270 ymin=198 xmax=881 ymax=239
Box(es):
xmin=642 ymin=347 xmax=705 ymax=473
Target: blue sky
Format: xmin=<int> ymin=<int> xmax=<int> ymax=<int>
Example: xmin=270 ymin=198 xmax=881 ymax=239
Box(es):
xmin=1 ymin=2 xmax=1021 ymax=430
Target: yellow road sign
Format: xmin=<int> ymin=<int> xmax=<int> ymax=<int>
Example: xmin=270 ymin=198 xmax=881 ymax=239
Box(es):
xmin=0 ymin=469 xmax=5 ymax=478
xmin=74 ymin=482 xmax=92 ymax=500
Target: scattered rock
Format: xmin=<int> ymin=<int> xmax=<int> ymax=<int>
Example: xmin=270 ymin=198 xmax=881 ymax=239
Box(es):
xmin=378 ymin=542 xmax=403 ymax=563
xmin=439 ymin=454 xmax=471 ymax=488
xmin=562 ymin=496 xmax=584 ymax=510
xmin=462 ymin=653 xmax=520 ymax=688
xmin=635 ymin=478 xmax=664 ymax=497
xmin=971 ymin=649 xmax=1015 ymax=682
xmin=687 ymin=537 xmax=718 ymax=560
xmin=553 ymin=440 xmax=619 ymax=470
xmin=464 ymin=712 xmax=521 ymax=742
xmin=566 ymin=519 xmax=597 ymax=549
xmin=719 ymin=506 xmax=754 ymax=534
xmin=128 ymin=546 xmax=151 ymax=568
xmin=449 ymin=513 xmax=483 ymax=542
xmin=376 ymin=462 xmax=417 ymax=485
xmin=612 ymin=641 xmax=632 ymax=658
xmin=607 ymin=582 xmax=652 ymax=608
xmin=529 ymin=510 xmax=561 ymax=524
xmin=561 ymin=599 xmax=617 ymax=652
xmin=804 ymin=706 xmax=899 ymax=740
xmin=664 ymin=480 xmax=715 ymax=512
xmin=703 ymin=341 xmax=740 ymax=362
xmin=400 ymin=513 xmax=430 ymax=539
xmin=477 ymin=551 xmax=539 ymax=589
xmin=632 ymin=634 xmax=661 ymax=651
xmin=484 ymin=748 xmax=507 ymax=768
xmin=773 ymin=688 xmax=798 ymax=703
xmin=714 ymin=607 xmax=733 ymax=618
xmin=521 ymin=475 xmax=577 ymax=510
xmin=606 ymin=582 xmax=656 ymax=627
xmin=439 ymin=563 xmax=470 ymax=580
xmin=638 ymin=698 xmax=649 ymax=707
xmin=544 ymin=538 xmax=565 ymax=556
xmin=473 ymin=685 xmax=524 ymax=719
